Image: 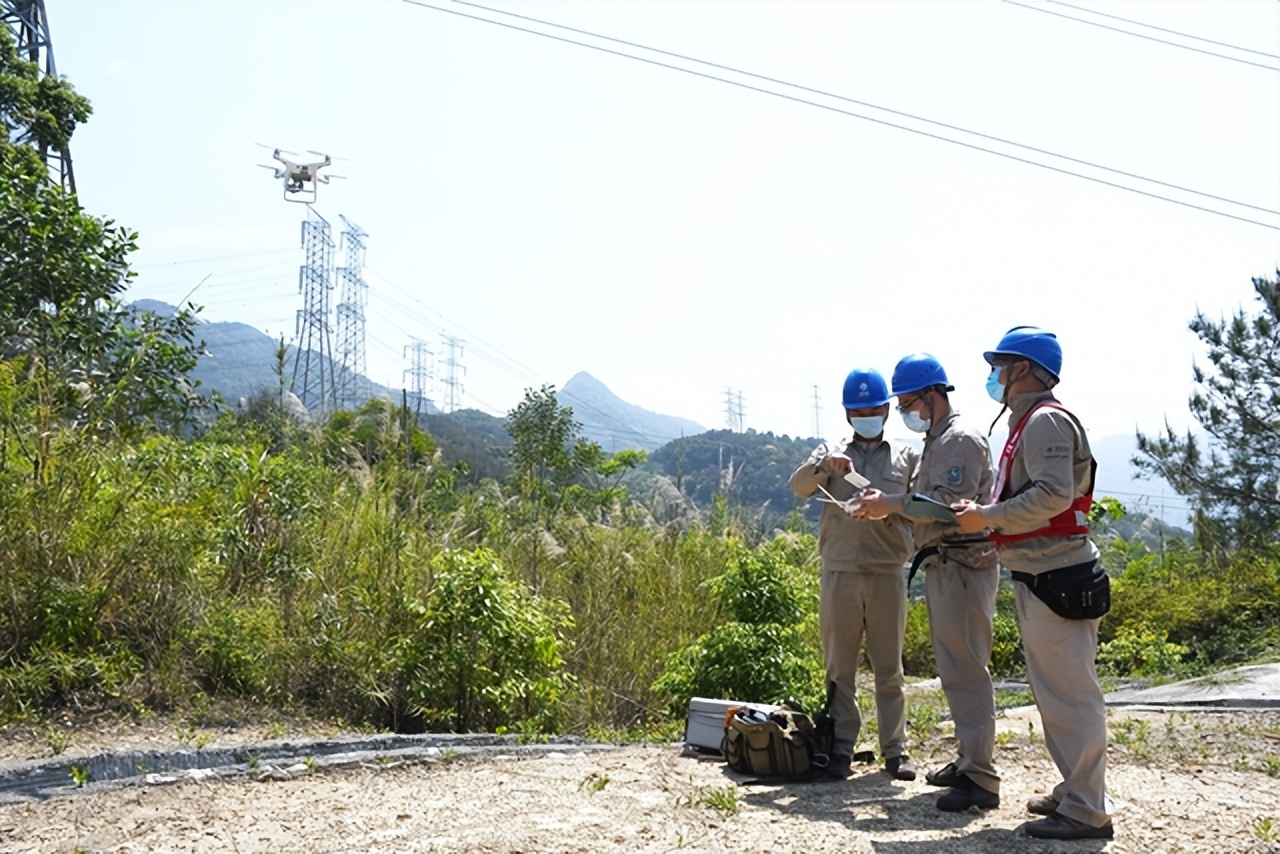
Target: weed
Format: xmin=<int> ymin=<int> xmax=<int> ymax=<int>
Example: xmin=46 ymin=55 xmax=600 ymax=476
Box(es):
xmin=996 ymin=690 xmax=1033 ymax=711
xmin=194 ymin=731 xmax=210 ymax=750
xmin=266 ymin=721 xmax=288 ymax=739
xmin=303 ymin=755 xmax=316 ymax=771
xmin=136 ymin=761 xmax=150 ymax=774
xmin=1265 ymin=753 xmax=1280 ymax=778
xmin=578 ymin=772 xmax=610 ymax=794
xmin=70 ymin=765 xmax=90 ymax=787
xmin=175 ymin=723 xmax=195 ymax=745
xmin=996 ymin=730 xmax=1014 ymax=747
xmin=906 ymin=693 xmax=944 ymax=741
xmin=41 ymin=726 xmax=68 ymax=756
xmin=695 ymin=786 xmax=739 ymax=814
xmin=1110 ymin=718 xmax=1152 ymax=760
xmin=247 ymin=754 xmax=260 ymax=771
xmin=1253 ymin=816 xmax=1278 ymax=843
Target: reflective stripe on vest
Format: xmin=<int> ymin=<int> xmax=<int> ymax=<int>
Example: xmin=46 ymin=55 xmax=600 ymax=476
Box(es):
xmin=989 ymin=400 xmax=1094 ymax=547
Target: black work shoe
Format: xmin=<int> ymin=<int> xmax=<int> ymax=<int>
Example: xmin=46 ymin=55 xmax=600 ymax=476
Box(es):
xmin=1026 ymin=794 xmax=1060 ymax=816
xmin=925 ymin=761 xmax=961 ymax=787
xmin=936 ymin=774 xmax=1000 ymax=812
xmin=885 ymin=755 xmax=917 ymax=781
xmin=1024 ymin=812 xmax=1114 ymax=840
xmin=823 ymin=754 xmax=853 ymax=778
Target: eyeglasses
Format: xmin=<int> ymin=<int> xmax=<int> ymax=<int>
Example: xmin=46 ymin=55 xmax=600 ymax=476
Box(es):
xmin=895 ymin=395 xmax=922 ymax=414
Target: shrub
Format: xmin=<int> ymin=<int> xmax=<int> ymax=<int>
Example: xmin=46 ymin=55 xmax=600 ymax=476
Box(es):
xmin=1097 ymin=623 xmax=1188 ymax=677
xmin=400 ymin=547 xmax=573 ymax=733
xmin=651 ymin=537 xmax=824 ymax=715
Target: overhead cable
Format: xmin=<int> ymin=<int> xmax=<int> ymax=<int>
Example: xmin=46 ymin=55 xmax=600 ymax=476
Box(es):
xmin=1005 ymin=0 xmax=1280 ymax=72
xmin=403 ymin=0 xmax=1278 ymax=230
xmin=1045 ymin=0 xmax=1278 ymax=59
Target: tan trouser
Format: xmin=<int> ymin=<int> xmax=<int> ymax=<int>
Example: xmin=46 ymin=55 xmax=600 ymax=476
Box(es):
xmin=1016 ymin=585 xmax=1111 ymax=827
xmin=819 ymin=570 xmax=907 ymax=759
xmin=925 ymin=556 xmax=1000 ymax=793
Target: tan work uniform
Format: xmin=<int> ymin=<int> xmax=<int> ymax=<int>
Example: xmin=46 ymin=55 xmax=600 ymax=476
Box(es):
xmin=983 ymin=389 xmax=1111 ymax=828
xmin=790 ymin=436 xmax=918 ymax=761
xmin=911 ymin=410 xmax=1000 ymax=795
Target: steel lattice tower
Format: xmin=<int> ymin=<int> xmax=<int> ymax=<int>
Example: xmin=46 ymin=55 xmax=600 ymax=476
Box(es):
xmin=440 ymin=336 xmax=465 ymax=413
xmin=404 ymin=339 xmax=433 ymax=416
xmin=1 ymin=0 xmax=74 ymax=192
xmin=334 ymin=215 xmax=369 ymax=412
xmin=291 ymin=209 xmax=336 ymax=414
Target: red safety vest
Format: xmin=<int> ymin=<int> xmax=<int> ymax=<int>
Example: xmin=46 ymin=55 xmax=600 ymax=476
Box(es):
xmin=989 ymin=400 xmax=1095 ymax=547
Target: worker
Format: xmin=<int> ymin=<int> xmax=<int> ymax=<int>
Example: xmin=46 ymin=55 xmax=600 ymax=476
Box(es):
xmin=951 ymin=326 xmax=1114 ymax=841
xmin=789 ymin=367 xmax=919 ymax=781
xmin=855 ymin=353 xmax=1001 ymax=811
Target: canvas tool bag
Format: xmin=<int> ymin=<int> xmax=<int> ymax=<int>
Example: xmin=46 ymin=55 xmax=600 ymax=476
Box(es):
xmin=721 ymin=706 xmax=828 ymax=779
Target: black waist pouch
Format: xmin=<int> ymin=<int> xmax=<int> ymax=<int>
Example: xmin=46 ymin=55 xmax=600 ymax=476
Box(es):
xmin=1011 ymin=559 xmax=1110 ymax=620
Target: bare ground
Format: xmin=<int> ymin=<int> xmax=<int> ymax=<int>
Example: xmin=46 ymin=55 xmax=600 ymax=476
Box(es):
xmin=1 ymin=705 xmax=1278 ymax=853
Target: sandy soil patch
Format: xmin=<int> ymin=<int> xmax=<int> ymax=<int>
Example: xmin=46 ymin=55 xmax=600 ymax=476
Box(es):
xmin=1 ymin=707 xmax=1277 ymax=853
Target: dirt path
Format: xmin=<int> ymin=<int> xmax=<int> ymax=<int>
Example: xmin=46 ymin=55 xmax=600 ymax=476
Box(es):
xmin=1 ymin=707 xmax=1277 ymax=853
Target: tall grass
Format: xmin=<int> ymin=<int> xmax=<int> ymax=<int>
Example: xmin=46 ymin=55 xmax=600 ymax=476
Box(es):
xmin=1 ymin=386 xmax=1274 ymax=735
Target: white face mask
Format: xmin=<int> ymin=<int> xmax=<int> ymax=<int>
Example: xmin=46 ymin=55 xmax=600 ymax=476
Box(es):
xmin=848 ymin=415 xmax=884 ymax=438
xmin=902 ymin=410 xmax=931 ymax=433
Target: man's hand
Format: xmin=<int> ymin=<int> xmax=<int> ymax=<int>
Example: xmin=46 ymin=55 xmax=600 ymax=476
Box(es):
xmin=950 ymin=499 xmax=989 ymax=534
xmin=822 ymin=452 xmax=853 ymax=476
xmin=851 ymin=488 xmax=895 ymax=521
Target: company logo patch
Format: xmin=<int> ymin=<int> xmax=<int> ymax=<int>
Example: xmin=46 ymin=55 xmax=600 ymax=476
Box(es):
xmin=947 ymin=466 xmax=964 ymax=486
xmin=1044 ymin=444 xmax=1071 ymax=456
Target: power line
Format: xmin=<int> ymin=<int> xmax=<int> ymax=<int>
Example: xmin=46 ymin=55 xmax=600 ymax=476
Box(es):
xmin=404 ymin=0 xmax=1277 ymax=230
xmin=1004 ymin=0 xmax=1280 ymax=72
xmin=452 ymin=0 xmax=1278 ymax=217
xmin=1045 ymin=0 xmax=1278 ymax=60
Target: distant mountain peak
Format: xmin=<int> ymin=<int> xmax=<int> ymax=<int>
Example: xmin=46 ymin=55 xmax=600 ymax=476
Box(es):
xmin=560 ymin=372 xmax=705 ymax=453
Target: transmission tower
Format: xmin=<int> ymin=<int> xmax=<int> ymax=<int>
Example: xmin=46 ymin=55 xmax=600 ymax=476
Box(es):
xmin=334 ymin=216 xmax=369 ymax=412
xmin=723 ymin=387 xmax=745 ymax=433
xmin=2 ymin=0 xmax=74 ymax=193
xmin=441 ymin=335 xmax=466 ymax=413
xmin=403 ymin=339 xmax=433 ymax=416
xmin=291 ymin=208 xmax=336 ymax=414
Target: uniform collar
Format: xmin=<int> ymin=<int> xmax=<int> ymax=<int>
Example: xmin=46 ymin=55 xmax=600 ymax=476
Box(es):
xmin=927 ymin=410 xmax=959 ymax=440
xmin=1007 ymin=389 xmax=1056 ymax=420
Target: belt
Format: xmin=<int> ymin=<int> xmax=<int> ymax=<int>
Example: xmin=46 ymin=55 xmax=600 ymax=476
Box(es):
xmin=906 ymin=538 xmax=993 ymax=588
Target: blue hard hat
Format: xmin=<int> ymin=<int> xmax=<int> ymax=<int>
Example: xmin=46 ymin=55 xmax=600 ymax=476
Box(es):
xmin=842 ymin=367 xmax=890 ymax=409
xmin=891 ymin=353 xmax=954 ymax=396
xmin=983 ymin=326 xmax=1062 ymax=378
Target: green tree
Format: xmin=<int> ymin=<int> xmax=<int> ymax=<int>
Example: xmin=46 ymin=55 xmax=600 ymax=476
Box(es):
xmin=0 ymin=26 xmax=206 ymax=441
xmin=1135 ymin=275 xmax=1280 ymax=550
xmin=506 ymin=385 xmax=642 ymax=581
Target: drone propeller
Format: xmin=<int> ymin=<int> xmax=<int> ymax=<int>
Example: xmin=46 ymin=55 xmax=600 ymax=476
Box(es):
xmin=255 ymin=142 xmax=299 ymax=156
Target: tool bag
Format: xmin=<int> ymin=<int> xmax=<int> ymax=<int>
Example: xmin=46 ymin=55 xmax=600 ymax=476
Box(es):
xmin=721 ymin=706 xmax=827 ymax=778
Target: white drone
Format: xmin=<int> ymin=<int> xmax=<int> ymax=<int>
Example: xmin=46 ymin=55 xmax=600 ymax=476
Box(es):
xmin=260 ymin=148 xmax=342 ymax=203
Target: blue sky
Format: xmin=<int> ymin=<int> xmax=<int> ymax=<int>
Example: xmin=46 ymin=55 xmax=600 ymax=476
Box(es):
xmin=49 ymin=0 xmax=1277 ymax=491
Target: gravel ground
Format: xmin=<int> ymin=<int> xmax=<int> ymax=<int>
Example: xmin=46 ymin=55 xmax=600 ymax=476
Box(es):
xmin=1 ymin=706 xmax=1278 ymax=853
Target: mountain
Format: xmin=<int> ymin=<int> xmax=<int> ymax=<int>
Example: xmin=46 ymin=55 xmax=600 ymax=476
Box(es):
xmin=132 ymin=300 xmax=410 ymax=413
xmin=559 ymin=372 xmax=706 ymax=452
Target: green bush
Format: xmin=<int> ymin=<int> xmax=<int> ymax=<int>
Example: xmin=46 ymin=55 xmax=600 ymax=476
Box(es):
xmin=1097 ymin=623 xmax=1188 ymax=677
xmin=651 ymin=537 xmax=823 ymax=715
xmin=401 ymin=547 xmax=572 ymax=733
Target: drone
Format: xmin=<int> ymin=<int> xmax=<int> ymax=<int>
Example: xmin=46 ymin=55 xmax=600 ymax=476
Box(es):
xmin=260 ymin=148 xmax=342 ymax=203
